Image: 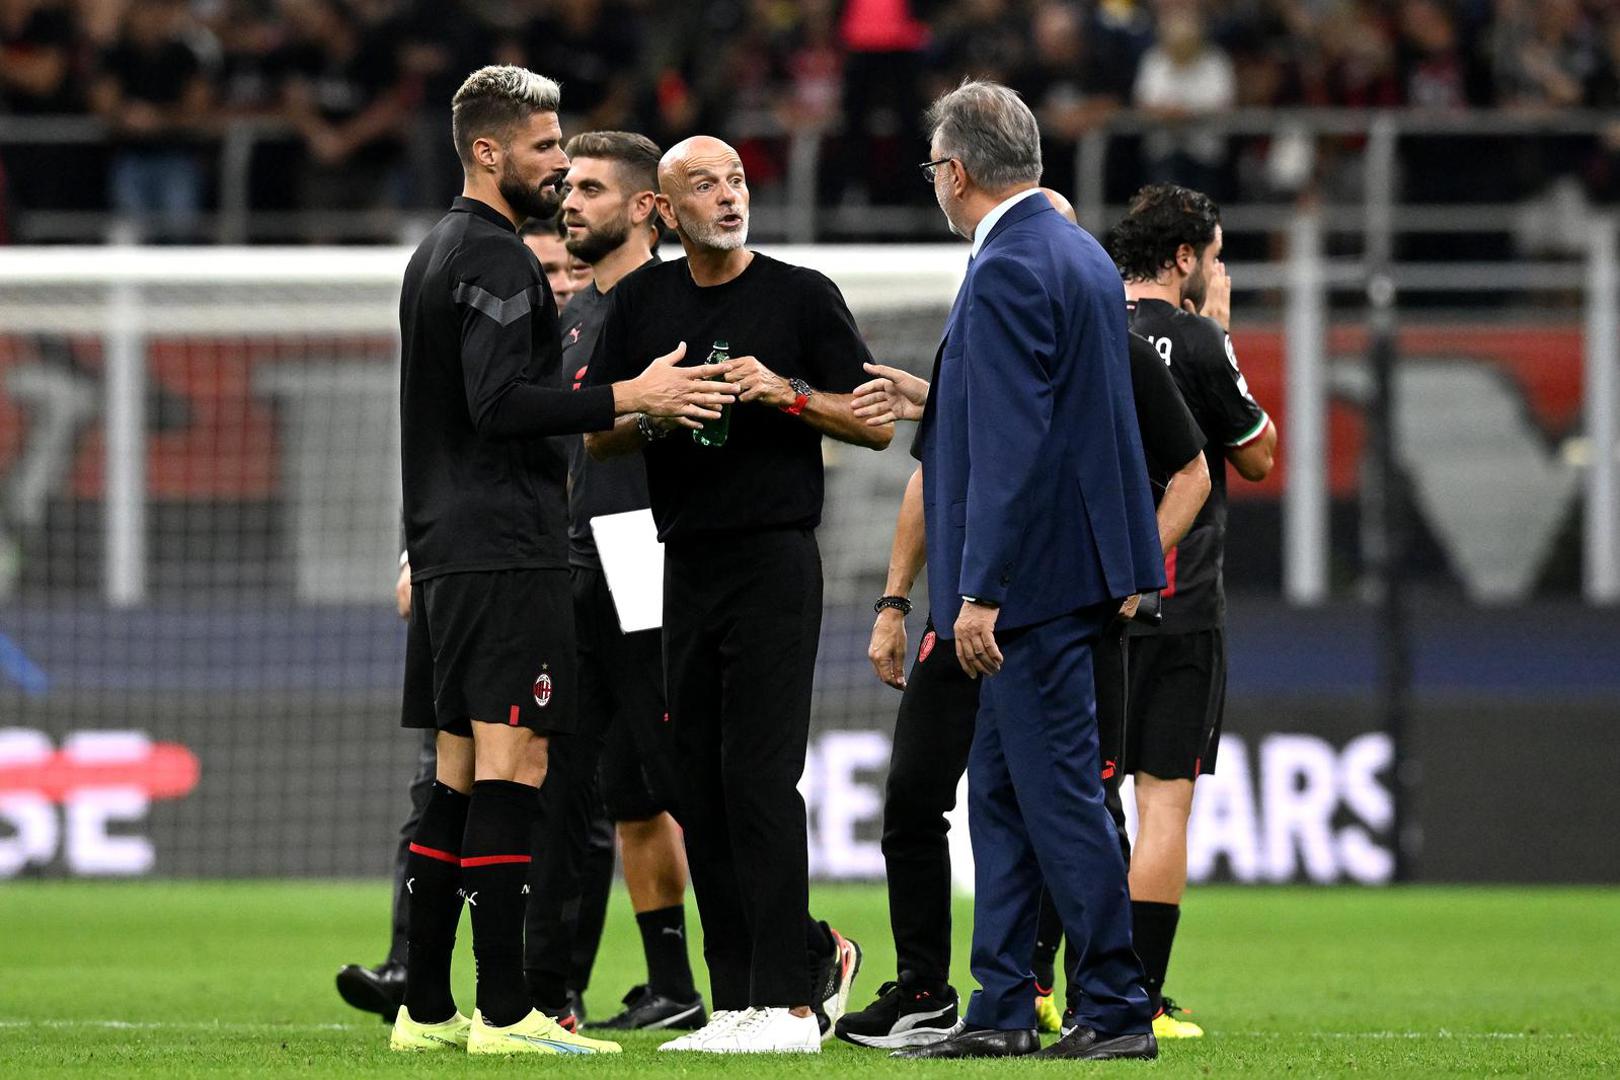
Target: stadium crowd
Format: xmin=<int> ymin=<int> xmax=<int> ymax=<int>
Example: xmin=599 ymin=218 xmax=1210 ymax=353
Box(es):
xmin=3 ymin=0 xmax=1619 ymax=239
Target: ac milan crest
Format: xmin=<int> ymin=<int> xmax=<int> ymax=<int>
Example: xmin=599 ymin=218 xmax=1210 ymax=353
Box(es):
xmin=533 ymin=670 xmax=553 ymax=708
xmin=919 ymin=629 xmax=937 ymax=663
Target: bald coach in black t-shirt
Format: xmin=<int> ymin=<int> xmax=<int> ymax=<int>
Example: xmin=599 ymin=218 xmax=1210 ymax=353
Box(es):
xmin=585 ymin=136 xmax=890 ymax=1054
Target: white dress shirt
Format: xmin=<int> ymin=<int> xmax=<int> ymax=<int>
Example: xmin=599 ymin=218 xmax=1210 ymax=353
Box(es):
xmin=970 ymin=187 xmax=1045 ymax=258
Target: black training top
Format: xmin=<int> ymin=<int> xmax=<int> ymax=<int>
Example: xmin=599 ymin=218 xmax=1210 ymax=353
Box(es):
xmin=585 ymin=253 xmax=872 ymax=544
xmin=1128 ymin=330 xmax=1207 ymax=507
xmin=562 ymin=259 xmax=657 ymax=570
xmin=399 ymin=196 xmax=615 ymax=581
xmin=1126 ymin=298 xmax=1269 ymax=634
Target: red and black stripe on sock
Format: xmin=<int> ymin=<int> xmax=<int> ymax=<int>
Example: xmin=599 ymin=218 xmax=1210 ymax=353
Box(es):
xmin=463 ymin=779 xmax=539 ymax=1028
xmin=401 ymin=781 xmax=470 ymax=1024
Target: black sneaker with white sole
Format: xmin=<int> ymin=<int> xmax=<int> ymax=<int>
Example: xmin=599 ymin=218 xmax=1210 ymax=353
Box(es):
xmin=834 ymin=977 xmax=963 ymax=1049
xmin=594 ymin=984 xmax=707 ymax=1031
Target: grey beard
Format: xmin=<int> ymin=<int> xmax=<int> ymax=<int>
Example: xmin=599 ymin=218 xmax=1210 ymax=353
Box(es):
xmin=680 ymin=212 xmax=748 ymax=251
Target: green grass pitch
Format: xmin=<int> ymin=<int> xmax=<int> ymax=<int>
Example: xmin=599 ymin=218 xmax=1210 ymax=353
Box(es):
xmin=2 ymin=882 xmax=1617 ymax=1077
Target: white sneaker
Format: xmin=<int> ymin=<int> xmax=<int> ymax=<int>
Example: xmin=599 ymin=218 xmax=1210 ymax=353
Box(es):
xmin=707 ymin=1007 xmax=821 ymax=1054
xmin=657 ymin=1008 xmax=748 ymax=1052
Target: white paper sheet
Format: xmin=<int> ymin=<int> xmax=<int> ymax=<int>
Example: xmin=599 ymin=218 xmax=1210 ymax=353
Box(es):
xmin=590 ymin=509 xmax=664 ymax=632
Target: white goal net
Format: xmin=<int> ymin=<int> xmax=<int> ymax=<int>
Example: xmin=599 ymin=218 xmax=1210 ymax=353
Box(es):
xmin=0 ymin=244 xmax=960 ymax=880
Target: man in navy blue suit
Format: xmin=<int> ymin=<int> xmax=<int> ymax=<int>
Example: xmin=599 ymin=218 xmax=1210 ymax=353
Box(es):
xmin=895 ymin=80 xmax=1164 ymax=1062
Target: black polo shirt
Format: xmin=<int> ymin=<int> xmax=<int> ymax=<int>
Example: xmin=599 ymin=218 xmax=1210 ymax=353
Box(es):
xmin=561 ymin=259 xmax=657 ymax=570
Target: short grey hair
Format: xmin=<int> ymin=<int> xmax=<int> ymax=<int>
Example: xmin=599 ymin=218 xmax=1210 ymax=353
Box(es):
xmin=451 ymin=66 xmax=562 ymax=166
xmin=924 ymin=80 xmax=1042 ymax=192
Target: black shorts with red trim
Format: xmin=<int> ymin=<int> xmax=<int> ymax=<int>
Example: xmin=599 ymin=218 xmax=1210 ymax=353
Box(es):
xmin=1123 ymin=629 xmax=1226 ymax=780
xmin=402 ymin=568 xmax=579 ymax=736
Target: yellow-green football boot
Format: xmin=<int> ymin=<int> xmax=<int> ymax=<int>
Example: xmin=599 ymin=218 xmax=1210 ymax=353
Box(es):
xmin=1151 ymin=998 xmax=1204 ymax=1039
xmin=389 ymin=1006 xmax=471 ymax=1051
xmin=1034 ymin=986 xmax=1063 ymax=1034
xmin=467 ymin=1008 xmax=623 ymax=1055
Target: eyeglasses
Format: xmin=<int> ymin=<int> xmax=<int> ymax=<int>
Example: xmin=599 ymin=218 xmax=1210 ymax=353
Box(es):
xmin=919 ymin=157 xmax=954 ymax=183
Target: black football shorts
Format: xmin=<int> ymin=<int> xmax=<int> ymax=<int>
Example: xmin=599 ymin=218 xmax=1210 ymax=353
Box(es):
xmin=1123 ymin=629 xmax=1226 ymax=780
xmin=402 ymin=568 xmax=578 ymax=736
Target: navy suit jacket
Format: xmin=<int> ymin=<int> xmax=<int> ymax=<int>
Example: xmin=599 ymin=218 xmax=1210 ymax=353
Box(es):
xmin=915 ymin=193 xmax=1165 ymax=633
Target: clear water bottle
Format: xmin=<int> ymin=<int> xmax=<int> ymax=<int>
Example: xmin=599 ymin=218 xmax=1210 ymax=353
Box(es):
xmin=692 ymin=340 xmax=731 ymax=448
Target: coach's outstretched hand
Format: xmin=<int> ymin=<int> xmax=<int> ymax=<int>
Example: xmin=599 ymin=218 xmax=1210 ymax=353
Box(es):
xmin=622 ymin=341 xmax=738 ymax=429
xmin=853 ymin=362 xmax=929 ymax=425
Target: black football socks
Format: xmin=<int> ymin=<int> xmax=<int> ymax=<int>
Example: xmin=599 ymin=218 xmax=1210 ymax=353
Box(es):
xmin=401 ymin=781 xmax=470 ymax=1024
xmin=463 ymin=779 xmax=540 ymax=1027
xmin=1131 ymin=900 xmax=1181 ymax=1015
xmin=637 ymin=905 xmax=698 ymax=1002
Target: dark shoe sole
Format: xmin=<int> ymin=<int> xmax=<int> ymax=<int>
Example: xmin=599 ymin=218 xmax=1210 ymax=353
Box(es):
xmin=334 ymin=967 xmax=402 ymax=1020
xmin=1035 ymin=1033 xmax=1159 ymax=1061
xmin=596 ymin=999 xmax=705 ymax=1031
xmin=837 ymin=1018 xmax=965 ymax=1050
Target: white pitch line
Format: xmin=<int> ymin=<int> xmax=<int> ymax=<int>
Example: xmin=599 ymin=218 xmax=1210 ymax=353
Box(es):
xmin=1230 ymin=1031 xmax=1586 ymax=1040
xmin=0 ymin=1019 xmax=366 ymax=1032
xmin=0 ymin=1020 xmax=1595 ymax=1041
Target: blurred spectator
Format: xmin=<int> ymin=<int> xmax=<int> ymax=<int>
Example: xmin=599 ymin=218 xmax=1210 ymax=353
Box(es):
xmin=1308 ymin=2 xmax=1401 ymax=109
xmin=0 ymin=0 xmax=78 ymax=114
xmin=781 ymin=0 xmax=843 ymax=131
xmin=89 ymin=0 xmax=216 ymax=238
xmin=836 ymin=0 xmax=932 ymax=204
xmin=0 ymin=0 xmax=95 ymax=215
xmin=1396 ymin=0 xmax=1481 ymax=108
xmin=268 ymin=0 xmax=412 ymax=216
xmin=928 ymin=0 xmax=1027 ymax=86
xmin=1490 ymin=0 xmax=1596 ymax=110
xmin=1132 ymin=3 xmax=1236 ymax=197
xmin=3 ymin=0 xmax=1620 ymax=237
xmin=1016 ymin=1 xmax=1119 ymax=141
xmin=1583 ymin=14 xmax=1620 ymax=202
xmin=1088 ymin=0 xmax=1156 ymax=100
xmin=206 ymin=1 xmax=285 ymax=112
xmin=524 ymin=0 xmax=641 ymax=132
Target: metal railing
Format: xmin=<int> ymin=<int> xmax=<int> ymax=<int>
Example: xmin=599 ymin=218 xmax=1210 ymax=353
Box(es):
xmin=3 ymin=108 xmax=1617 ymax=245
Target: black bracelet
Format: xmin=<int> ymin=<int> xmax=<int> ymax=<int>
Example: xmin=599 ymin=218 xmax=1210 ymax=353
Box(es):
xmin=874 ymin=595 xmax=913 ymax=616
xmin=636 ymin=413 xmax=670 ymax=442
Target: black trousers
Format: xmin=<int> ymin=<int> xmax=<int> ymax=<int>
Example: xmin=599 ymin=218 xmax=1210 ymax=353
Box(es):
xmin=664 ymin=528 xmax=823 ymax=1009
xmin=524 ymin=728 xmax=616 ymax=997
xmin=881 ymin=622 xmax=980 ymax=986
xmin=388 ymin=728 xmax=439 ymax=965
xmin=881 ymin=620 xmax=1132 ymax=988
xmin=525 ymin=566 xmax=662 ymax=998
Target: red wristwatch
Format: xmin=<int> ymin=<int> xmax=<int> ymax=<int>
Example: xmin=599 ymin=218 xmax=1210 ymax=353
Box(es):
xmin=781 ymin=378 xmax=812 ymax=417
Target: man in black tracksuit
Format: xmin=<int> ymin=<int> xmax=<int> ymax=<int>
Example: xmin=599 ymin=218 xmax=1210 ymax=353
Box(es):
xmin=584 ymin=135 xmax=889 ymax=1054
xmin=390 ymin=65 xmax=732 ymax=1056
